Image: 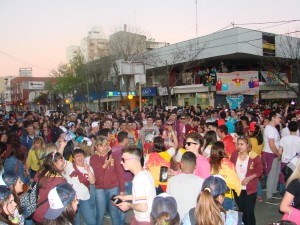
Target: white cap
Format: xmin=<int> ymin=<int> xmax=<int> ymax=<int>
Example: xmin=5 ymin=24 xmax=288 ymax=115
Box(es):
xmin=91 ymin=121 xmax=99 ymax=128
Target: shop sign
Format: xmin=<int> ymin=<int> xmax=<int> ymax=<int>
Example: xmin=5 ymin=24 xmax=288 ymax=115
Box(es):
xmin=107 ymin=91 xmax=136 ymax=97
xmin=142 ymin=87 xmax=157 ymax=96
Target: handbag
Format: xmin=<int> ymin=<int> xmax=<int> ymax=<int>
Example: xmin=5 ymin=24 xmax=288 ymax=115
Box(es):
xmin=282 ymin=153 xmax=300 ymax=182
xmin=282 ymin=207 xmax=300 ymax=225
xmin=20 ymin=181 xmax=47 ymax=219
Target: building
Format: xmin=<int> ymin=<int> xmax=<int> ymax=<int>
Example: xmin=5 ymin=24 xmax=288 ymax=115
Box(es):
xmin=80 ymin=26 xmax=110 ymax=62
xmin=10 ymin=77 xmax=56 ymax=111
xmin=137 ymin=27 xmax=300 ymax=109
xmin=66 ymin=45 xmax=81 ymax=63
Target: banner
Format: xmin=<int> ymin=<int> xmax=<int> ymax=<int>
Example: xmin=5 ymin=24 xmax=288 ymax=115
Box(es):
xmin=226 ymin=95 xmax=244 ymax=109
xmin=261 ymin=71 xmax=289 ymax=85
xmin=216 ymin=71 xmax=259 ymax=95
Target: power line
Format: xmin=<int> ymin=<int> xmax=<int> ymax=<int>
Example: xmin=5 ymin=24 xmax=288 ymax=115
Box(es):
xmin=0 ymin=50 xmax=51 ymax=72
xmin=235 ymin=19 xmax=300 ymax=26
xmin=144 ymin=19 xmax=299 ymax=58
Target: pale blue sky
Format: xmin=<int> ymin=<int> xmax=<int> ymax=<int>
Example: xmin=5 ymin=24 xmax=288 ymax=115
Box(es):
xmin=0 ymin=0 xmax=299 ymax=77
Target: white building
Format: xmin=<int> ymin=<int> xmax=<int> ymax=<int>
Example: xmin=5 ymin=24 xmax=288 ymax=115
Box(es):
xmin=80 ymin=26 xmax=110 ymax=62
xmin=66 ymin=45 xmax=81 ymax=63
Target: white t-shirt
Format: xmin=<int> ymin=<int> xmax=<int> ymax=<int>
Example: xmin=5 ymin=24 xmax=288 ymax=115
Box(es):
xmin=132 ymin=170 xmax=156 ymax=222
xmin=281 ymin=126 xmax=300 ymax=137
xmin=236 ymin=157 xmax=249 ymax=190
xmin=64 ymin=161 xmax=94 ymax=200
xmin=280 ymin=135 xmax=300 ymax=163
xmin=262 ymin=125 xmax=280 ymax=154
xmin=167 ymin=173 xmax=203 ymax=219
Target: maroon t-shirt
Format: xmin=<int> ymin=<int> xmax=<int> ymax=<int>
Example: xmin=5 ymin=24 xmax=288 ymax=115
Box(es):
xmin=33 ymin=173 xmax=66 ymax=222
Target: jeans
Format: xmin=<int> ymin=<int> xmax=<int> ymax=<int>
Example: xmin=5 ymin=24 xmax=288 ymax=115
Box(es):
xmin=95 ymin=186 xmax=125 ymax=225
xmin=75 ymin=198 xmax=96 ymax=225
xmin=125 ymin=181 xmax=132 ymax=195
xmin=89 ymin=184 xmax=96 ymax=208
xmin=222 ymin=197 xmax=234 ymax=210
xmin=257 ymin=180 xmax=262 ymax=198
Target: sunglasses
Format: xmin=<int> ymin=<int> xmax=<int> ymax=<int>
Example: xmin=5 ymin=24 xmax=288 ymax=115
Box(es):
xmin=237 ymin=114 xmax=241 ymax=116
xmin=166 ymin=124 xmax=173 ymax=126
xmin=121 ymin=157 xmax=137 ymax=163
xmin=186 ymin=142 xmax=198 ymax=146
xmin=180 ymin=118 xmax=186 ymax=120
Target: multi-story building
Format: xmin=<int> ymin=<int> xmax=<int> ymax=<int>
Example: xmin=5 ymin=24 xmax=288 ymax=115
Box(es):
xmin=66 ymin=45 xmax=81 ymax=63
xmin=80 ymin=26 xmax=110 ymax=62
xmin=10 ymin=77 xmax=56 ymax=111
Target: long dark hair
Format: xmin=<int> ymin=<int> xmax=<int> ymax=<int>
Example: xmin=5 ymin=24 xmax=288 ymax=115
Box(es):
xmin=210 ymin=141 xmax=227 ymax=174
xmin=0 ymin=194 xmax=17 ymax=225
xmin=38 ymin=152 xmax=64 ymax=188
xmin=250 ymin=124 xmax=263 ymax=145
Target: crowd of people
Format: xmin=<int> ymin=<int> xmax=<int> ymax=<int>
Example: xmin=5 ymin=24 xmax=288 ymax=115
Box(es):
xmin=0 ymin=103 xmax=299 ymax=225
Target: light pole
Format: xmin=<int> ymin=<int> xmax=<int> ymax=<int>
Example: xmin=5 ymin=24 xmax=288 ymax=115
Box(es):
xmin=86 ymin=70 xmax=90 ymax=109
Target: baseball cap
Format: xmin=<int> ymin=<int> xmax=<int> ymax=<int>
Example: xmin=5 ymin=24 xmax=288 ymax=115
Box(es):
xmin=1 ymin=171 xmax=18 ymax=188
xmin=44 ymin=183 xmax=76 ymax=220
xmin=91 ymin=121 xmax=99 ymax=128
xmin=201 ymin=175 xmax=229 ymax=197
xmin=0 ymin=185 xmax=11 ymax=201
xmin=151 ymin=193 xmax=178 ymax=220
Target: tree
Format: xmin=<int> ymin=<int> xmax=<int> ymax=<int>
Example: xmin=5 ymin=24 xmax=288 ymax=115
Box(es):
xmin=109 ymin=25 xmax=149 ymax=106
xmin=140 ymin=40 xmax=207 ymax=104
xmin=48 ymin=54 xmax=87 ymax=107
xmin=34 ymin=92 xmax=49 ymax=105
xmin=86 ymin=56 xmax=112 ymax=110
xmin=261 ymin=32 xmax=300 ymax=104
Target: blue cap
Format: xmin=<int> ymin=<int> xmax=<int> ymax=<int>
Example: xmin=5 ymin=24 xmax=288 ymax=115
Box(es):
xmin=0 ymin=185 xmax=11 ymax=201
xmin=201 ymin=175 xmax=229 ymax=197
xmin=1 ymin=171 xmax=18 ymax=188
xmin=44 ymin=183 xmax=76 ymax=220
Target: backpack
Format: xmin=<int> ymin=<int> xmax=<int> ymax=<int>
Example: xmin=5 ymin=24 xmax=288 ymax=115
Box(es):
xmin=20 ymin=181 xmax=47 ymax=219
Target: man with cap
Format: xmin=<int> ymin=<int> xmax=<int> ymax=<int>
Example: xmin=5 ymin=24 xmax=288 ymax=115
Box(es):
xmin=89 ymin=121 xmax=99 ymax=138
xmin=115 ymin=145 xmax=156 ymax=225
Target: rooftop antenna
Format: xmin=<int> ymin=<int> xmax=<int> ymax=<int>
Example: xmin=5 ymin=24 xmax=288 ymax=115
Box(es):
xmin=195 ymin=0 xmax=198 ymax=37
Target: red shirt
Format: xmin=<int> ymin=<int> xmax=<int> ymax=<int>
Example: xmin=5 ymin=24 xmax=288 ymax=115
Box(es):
xmin=90 ymin=152 xmax=125 ymax=192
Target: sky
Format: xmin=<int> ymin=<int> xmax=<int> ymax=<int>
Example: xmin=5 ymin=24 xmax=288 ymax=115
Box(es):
xmin=0 ymin=0 xmax=300 ymax=77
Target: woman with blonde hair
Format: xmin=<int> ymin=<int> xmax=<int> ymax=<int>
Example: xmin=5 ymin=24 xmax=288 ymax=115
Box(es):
xmin=182 ymin=175 xmax=240 ymax=225
xmin=26 ymin=137 xmax=45 ymax=178
xmin=230 ymin=136 xmax=263 ymax=225
xmin=86 ymin=136 xmax=125 ymax=225
xmin=279 ymin=160 xmax=300 ymax=224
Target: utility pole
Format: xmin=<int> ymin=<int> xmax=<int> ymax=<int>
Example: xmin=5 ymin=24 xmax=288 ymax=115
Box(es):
xmin=195 ymin=0 xmax=198 ymax=37
xmin=86 ymin=70 xmax=90 ymax=109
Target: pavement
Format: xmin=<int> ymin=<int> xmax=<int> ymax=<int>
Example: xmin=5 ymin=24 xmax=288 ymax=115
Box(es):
xmin=102 ymin=190 xmax=283 ymax=225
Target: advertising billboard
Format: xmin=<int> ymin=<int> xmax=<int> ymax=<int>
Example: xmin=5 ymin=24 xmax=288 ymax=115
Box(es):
xmin=216 ymin=71 xmax=259 ymax=95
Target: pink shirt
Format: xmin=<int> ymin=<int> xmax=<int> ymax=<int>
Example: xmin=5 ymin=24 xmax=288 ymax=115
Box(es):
xmin=194 ymin=155 xmax=210 ymax=179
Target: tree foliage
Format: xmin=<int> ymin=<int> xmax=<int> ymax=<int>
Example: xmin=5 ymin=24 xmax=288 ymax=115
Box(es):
xmin=141 ymin=40 xmax=207 ymax=103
